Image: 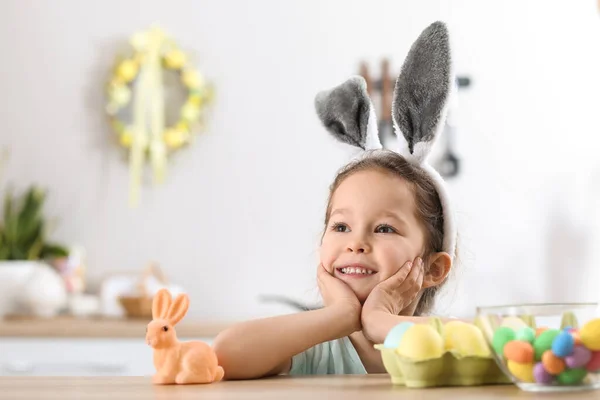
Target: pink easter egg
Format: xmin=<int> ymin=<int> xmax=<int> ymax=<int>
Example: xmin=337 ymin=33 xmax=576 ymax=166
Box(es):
xmin=586 ymin=351 xmax=600 ymax=372
xmin=565 ymin=345 xmax=592 ymax=369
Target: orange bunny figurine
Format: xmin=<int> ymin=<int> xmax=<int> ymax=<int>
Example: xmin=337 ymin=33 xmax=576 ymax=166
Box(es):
xmin=146 ymin=288 xmax=224 ymax=384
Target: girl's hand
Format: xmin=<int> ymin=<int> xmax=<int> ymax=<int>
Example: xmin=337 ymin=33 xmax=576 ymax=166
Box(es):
xmin=317 ymin=264 xmax=362 ymax=332
xmin=361 ymin=258 xmax=424 ymax=340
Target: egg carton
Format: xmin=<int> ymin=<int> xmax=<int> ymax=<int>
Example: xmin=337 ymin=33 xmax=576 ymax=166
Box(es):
xmin=374 ymin=346 xmax=510 ymax=388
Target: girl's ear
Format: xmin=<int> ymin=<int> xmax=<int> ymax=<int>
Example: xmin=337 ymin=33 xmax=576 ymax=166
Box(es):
xmin=152 ymin=288 xmax=172 ymax=320
xmin=392 ymin=21 xmax=454 ymax=165
xmin=422 ymin=252 xmax=452 ymax=289
xmin=167 ymin=293 xmax=190 ymax=326
xmin=315 ymin=76 xmax=382 ymax=151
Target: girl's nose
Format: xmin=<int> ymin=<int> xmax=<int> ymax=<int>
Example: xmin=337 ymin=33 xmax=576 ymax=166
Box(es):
xmin=347 ymin=236 xmax=371 ymax=253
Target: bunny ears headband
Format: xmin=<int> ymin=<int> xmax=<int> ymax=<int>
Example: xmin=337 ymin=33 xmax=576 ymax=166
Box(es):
xmin=315 ymin=21 xmax=457 ymax=258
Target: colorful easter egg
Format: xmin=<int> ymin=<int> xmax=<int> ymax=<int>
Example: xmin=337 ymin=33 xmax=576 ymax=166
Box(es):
xmin=504 ymin=341 xmax=534 ymax=364
xmin=507 ymin=360 xmax=535 ymax=383
xmin=580 ymin=319 xmax=600 ymax=351
xmin=565 ymin=345 xmax=592 ymax=369
xmin=557 ymin=368 xmax=587 ymax=385
xmin=586 ymin=351 xmax=600 ymax=372
xmin=552 ymin=331 xmax=575 ymax=357
xmin=515 ymin=327 xmax=536 ymax=343
xmin=534 ymin=329 xmax=561 ymax=361
xmin=163 ymin=49 xmax=187 ymax=69
xmin=116 ymin=59 xmax=138 ymax=82
xmin=533 ymin=362 xmax=554 ymax=384
xmin=163 ymin=128 xmax=188 ymax=149
xmin=119 ymin=131 xmax=133 ymax=148
xmin=181 ymin=102 xmax=201 ymax=122
xmin=383 ymin=322 xmax=414 ymax=349
xmin=182 ymin=69 xmax=204 ymax=89
xmin=492 ymin=327 xmax=516 ymax=355
xmin=542 ymin=350 xmax=565 ymax=375
xmin=395 ymin=324 xmax=444 ymax=361
xmin=571 ymin=331 xmax=582 ymax=346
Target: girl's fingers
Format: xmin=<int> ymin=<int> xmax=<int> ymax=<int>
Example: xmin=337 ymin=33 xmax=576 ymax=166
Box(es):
xmin=382 ymin=259 xmax=414 ymax=289
xmin=398 ymin=258 xmax=425 ymax=296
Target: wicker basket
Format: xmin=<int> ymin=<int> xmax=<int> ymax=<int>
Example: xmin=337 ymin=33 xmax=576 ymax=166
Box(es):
xmin=118 ymin=263 xmax=167 ymax=319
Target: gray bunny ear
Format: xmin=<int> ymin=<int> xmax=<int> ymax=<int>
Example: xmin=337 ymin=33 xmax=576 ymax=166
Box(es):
xmin=392 ymin=21 xmax=453 ymax=164
xmin=315 ymin=76 xmax=381 ymax=151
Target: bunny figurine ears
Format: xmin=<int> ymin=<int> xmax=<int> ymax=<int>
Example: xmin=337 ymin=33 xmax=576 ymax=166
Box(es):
xmin=315 ymin=21 xmax=457 ymax=258
xmin=152 ymin=288 xmax=190 ymax=326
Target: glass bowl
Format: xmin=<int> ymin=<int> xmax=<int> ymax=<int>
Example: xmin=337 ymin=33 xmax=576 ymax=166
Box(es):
xmin=476 ymin=303 xmax=600 ymax=392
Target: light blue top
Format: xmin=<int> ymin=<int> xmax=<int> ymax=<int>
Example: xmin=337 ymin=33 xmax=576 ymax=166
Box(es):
xmin=289 ymin=336 xmax=367 ymax=375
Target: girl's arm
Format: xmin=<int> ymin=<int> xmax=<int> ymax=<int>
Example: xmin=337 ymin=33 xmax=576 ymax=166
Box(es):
xmin=213 ymin=303 xmax=360 ymax=380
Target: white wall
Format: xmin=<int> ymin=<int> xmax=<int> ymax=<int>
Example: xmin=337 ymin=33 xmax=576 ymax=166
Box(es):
xmin=1 ymin=0 xmax=599 ymax=320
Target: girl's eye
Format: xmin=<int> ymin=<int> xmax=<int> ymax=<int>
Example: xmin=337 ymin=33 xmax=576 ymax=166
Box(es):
xmin=376 ymin=224 xmax=396 ymax=234
xmin=332 ymin=222 xmax=349 ymax=233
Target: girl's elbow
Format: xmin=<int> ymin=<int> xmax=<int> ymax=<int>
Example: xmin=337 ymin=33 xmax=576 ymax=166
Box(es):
xmin=212 ymin=330 xmax=240 ymax=379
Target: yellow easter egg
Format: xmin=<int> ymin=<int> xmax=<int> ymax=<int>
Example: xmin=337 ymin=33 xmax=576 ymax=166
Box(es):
xmin=107 ymin=83 xmax=131 ymax=107
xmin=395 ymin=324 xmax=444 ymax=361
xmin=116 ymin=59 xmax=138 ymax=83
xmin=187 ymin=93 xmax=203 ymax=106
xmin=181 ymin=102 xmax=201 ymax=122
xmin=175 ymin=121 xmax=189 ymax=132
xmin=163 ymin=128 xmax=187 ymax=148
xmin=182 ymin=69 xmax=204 ymax=89
xmin=163 ymin=49 xmax=187 ymax=69
xmin=119 ymin=131 xmax=133 ymax=148
xmin=507 ymin=360 xmax=535 ymax=383
xmin=580 ymin=318 xmax=600 ymax=351
xmin=443 ymin=321 xmax=491 ymax=357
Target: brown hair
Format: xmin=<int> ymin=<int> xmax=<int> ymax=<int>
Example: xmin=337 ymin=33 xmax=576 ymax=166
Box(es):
xmin=324 ymin=150 xmax=454 ymax=316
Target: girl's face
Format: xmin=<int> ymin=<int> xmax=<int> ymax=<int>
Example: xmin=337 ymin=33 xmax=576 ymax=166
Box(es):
xmin=320 ymin=169 xmax=427 ymax=303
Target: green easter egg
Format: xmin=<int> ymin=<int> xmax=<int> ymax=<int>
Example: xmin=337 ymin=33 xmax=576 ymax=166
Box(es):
xmin=515 ymin=327 xmax=536 ymax=343
xmin=492 ymin=327 xmax=516 ymax=355
xmin=557 ymin=368 xmax=587 ymax=385
xmin=534 ymin=329 xmax=561 ymax=361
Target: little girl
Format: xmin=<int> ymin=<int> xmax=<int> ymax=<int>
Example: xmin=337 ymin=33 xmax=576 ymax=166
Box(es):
xmin=214 ymin=21 xmax=458 ymax=379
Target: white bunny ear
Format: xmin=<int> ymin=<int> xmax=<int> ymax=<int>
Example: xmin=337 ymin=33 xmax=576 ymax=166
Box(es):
xmin=315 ymin=76 xmax=382 ymax=151
xmin=392 ymin=21 xmax=453 ymax=165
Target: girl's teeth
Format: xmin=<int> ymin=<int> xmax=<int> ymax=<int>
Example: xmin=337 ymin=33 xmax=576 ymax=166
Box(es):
xmin=340 ymin=268 xmax=374 ymax=275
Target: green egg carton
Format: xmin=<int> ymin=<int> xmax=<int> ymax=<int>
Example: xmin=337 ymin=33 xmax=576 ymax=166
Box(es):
xmin=374 ymin=317 xmax=511 ymax=388
xmin=374 ymin=347 xmax=511 ymax=388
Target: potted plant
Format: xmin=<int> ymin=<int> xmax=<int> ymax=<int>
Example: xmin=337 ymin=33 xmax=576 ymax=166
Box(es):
xmin=0 ymin=186 xmax=69 ymax=317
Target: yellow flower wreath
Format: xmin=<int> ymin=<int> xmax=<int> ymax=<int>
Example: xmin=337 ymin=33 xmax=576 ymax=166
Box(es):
xmin=104 ymin=27 xmax=213 ymax=206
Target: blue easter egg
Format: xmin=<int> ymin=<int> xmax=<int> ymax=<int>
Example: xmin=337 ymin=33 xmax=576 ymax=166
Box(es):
xmin=552 ymin=331 xmax=575 ymax=357
xmin=384 ymin=322 xmax=415 ymax=348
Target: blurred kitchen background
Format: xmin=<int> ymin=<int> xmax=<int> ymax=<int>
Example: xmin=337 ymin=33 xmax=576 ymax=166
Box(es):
xmin=1 ymin=0 xmax=600 ymax=327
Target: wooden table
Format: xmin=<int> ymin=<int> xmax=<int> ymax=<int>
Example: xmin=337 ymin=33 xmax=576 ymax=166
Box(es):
xmin=1 ymin=375 xmax=599 ymax=399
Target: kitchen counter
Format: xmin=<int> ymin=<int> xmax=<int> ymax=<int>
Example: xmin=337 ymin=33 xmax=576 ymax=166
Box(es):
xmin=0 ymin=315 xmax=232 ymax=338
xmin=1 ymin=375 xmax=599 ymax=399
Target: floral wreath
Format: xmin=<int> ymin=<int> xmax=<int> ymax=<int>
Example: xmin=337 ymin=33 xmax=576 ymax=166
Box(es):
xmin=105 ymin=29 xmax=213 ymax=152
xmin=104 ymin=27 xmax=214 ymax=207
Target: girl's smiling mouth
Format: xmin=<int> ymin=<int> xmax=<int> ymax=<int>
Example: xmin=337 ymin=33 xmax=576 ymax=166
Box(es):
xmin=335 ymin=263 xmax=377 ymax=277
